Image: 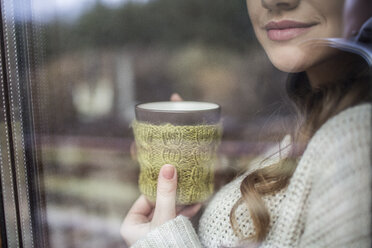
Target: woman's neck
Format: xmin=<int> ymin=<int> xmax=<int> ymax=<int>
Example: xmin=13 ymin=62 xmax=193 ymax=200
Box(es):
xmin=306 ymin=52 xmax=360 ymax=89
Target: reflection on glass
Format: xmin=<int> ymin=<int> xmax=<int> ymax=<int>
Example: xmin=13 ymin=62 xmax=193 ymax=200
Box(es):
xmin=14 ymin=0 xmax=371 ymax=247
xmin=31 ymin=0 xmax=289 ymax=247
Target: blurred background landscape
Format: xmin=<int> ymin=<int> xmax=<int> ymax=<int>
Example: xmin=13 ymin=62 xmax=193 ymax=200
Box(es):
xmin=31 ymin=0 xmax=294 ymax=247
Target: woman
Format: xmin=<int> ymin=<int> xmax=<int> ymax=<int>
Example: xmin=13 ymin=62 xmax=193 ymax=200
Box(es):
xmin=121 ymin=0 xmax=372 ymax=247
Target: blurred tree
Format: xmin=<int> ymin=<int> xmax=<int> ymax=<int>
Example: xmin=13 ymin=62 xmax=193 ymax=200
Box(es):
xmin=40 ymin=0 xmax=292 ymax=138
xmin=45 ymin=0 xmax=255 ymax=54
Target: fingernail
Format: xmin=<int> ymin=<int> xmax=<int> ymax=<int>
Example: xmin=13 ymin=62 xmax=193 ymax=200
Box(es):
xmin=162 ymin=164 xmax=175 ymax=180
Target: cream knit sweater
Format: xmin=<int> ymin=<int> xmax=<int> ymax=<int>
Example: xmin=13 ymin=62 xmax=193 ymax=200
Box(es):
xmin=131 ymin=103 xmax=372 ymax=248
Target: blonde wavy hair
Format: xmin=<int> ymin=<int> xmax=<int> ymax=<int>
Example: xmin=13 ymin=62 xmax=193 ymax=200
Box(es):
xmin=230 ymin=52 xmax=372 ymax=243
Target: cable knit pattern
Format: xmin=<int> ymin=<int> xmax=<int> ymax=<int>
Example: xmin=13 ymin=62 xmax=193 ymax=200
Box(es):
xmin=132 ymin=120 xmax=222 ymax=204
xmin=131 ymin=104 xmax=372 ymax=248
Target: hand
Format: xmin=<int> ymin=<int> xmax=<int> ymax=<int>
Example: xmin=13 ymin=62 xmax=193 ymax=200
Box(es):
xmin=120 ymin=164 xmax=202 ymax=246
xmin=170 ymin=93 xmax=183 ymax=101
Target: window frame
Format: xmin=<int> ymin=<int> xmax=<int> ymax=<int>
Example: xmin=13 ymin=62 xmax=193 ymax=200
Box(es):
xmin=0 ymin=0 xmax=48 ymax=247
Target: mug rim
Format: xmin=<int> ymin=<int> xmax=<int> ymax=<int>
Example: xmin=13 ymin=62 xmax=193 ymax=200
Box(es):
xmin=135 ymin=101 xmax=221 ymax=125
xmin=136 ymin=101 xmax=220 ymax=112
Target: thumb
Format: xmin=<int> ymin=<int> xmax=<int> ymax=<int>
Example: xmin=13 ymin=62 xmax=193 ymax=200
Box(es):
xmin=170 ymin=93 xmax=183 ymax=101
xmin=152 ymin=164 xmax=177 ymax=227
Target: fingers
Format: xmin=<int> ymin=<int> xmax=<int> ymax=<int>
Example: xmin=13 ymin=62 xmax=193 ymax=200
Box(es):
xmin=121 ymin=196 xmax=153 ymax=246
xmin=130 ymin=141 xmax=137 ymax=161
xmin=176 ymin=205 xmax=185 ymax=214
xmin=152 ymin=164 xmax=178 ymax=227
xmin=127 ymin=195 xmax=153 ymax=217
xmin=170 ymin=93 xmax=183 ymax=101
xmin=178 ymin=204 xmax=202 ymax=218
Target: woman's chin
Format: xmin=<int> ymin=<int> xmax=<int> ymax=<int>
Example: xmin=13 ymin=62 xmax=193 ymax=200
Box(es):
xmin=267 ymin=48 xmax=314 ymax=73
xmin=271 ymin=59 xmax=308 ymax=73
xmin=266 ymin=45 xmax=337 ymax=74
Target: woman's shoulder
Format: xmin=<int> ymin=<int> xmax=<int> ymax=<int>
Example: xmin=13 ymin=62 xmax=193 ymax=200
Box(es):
xmin=265 ymin=103 xmax=372 ymax=247
xmin=294 ymin=103 xmax=372 ymax=247
xmin=306 ymin=103 xmax=371 ymax=155
xmin=300 ymin=102 xmax=371 ymax=181
xmin=312 ymin=103 xmax=370 ymax=140
xmin=289 ymin=102 xmax=371 ymax=202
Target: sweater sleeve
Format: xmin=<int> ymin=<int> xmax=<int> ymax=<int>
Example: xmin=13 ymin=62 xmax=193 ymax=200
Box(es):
xmin=130 ymin=215 xmax=203 ymax=248
xmin=298 ymin=113 xmax=372 ymax=247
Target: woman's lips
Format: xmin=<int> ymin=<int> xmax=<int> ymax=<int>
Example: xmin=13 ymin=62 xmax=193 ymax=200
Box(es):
xmin=265 ymin=20 xmax=317 ymax=41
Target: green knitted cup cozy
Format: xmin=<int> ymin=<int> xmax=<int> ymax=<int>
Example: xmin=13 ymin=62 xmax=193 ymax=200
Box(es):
xmin=132 ymin=120 xmax=223 ymax=204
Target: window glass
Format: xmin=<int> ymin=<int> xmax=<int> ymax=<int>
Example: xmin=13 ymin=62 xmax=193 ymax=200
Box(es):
xmin=29 ymin=1 xmax=291 ymax=247
xmin=2 ymin=0 xmax=371 ymax=247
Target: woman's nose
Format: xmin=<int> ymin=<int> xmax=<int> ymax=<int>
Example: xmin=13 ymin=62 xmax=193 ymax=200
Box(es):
xmin=261 ymin=0 xmax=300 ymax=11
